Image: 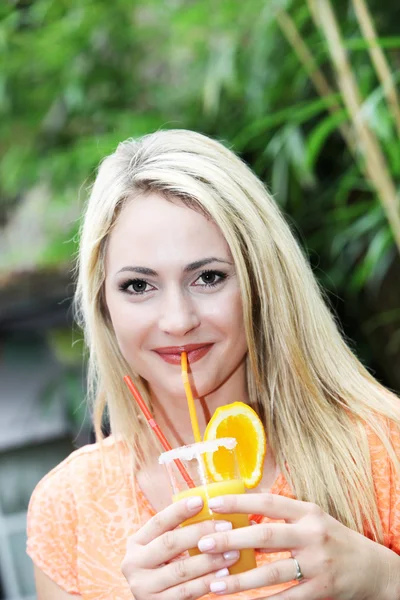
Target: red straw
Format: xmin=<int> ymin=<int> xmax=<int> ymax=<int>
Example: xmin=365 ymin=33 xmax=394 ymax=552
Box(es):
xmin=250 ymin=513 xmax=263 ymax=524
xmin=123 ymin=375 xmax=195 ymax=489
xmin=124 ymin=375 xmax=263 ymax=523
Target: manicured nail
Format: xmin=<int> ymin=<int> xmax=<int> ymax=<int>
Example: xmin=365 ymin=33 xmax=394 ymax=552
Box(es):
xmin=215 ymin=568 xmax=229 ymax=578
xmin=215 ymin=521 xmax=232 ymax=532
xmin=210 ymin=581 xmax=227 ymax=593
xmin=186 ymin=496 xmax=203 ymax=510
xmin=208 ymin=497 xmax=223 ymax=509
xmin=198 ymin=537 xmax=216 ymax=551
xmin=223 ymin=550 xmax=240 ymax=561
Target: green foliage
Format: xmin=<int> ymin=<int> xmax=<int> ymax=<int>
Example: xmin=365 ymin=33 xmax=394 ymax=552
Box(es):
xmin=1 ymin=0 xmax=400 ymax=384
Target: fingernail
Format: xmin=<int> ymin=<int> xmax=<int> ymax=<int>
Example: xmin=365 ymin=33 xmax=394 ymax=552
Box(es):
xmin=186 ymin=496 xmax=203 ymax=510
xmin=215 ymin=567 xmax=229 ymax=578
xmin=215 ymin=521 xmax=232 ymax=532
xmin=223 ymin=550 xmax=240 ymax=561
xmin=210 ymin=581 xmax=227 ymax=593
xmin=198 ymin=537 xmax=216 ymax=551
xmin=208 ymin=497 xmax=223 ymax=509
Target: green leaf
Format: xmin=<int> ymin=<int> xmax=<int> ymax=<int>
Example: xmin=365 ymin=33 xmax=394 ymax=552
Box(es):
xmin=345 ymin=36 xmax=400 ymax=51
xmin=332 ymin=199 xmax=373 ymax=222
xmin=331 ymin=204 xmax=384 ymax=256
xmin=233 ymin=94 xmax=342 ymax=149
xmin=306 ymin=109 xmax=348 ymax=170
xmin=351 ymin=227 xmax=394 ymax=291
xmin=333 ymin=167 xmax=367 ymax=207
xmin=361 ymin=85 xmax=396 ymax=143
xmin=285 ymin=125 xmax=316 ymax=188
xmin=271 ymin=151 xmax=289 ymax=206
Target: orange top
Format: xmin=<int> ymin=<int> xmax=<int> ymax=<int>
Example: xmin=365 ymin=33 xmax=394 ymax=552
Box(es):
xmin=27 ymin=423 xmax=400 ymax=599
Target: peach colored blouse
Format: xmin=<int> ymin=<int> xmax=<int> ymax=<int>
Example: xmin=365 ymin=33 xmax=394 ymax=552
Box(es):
xmin=27 ymin=424 xmax=400 ymax=599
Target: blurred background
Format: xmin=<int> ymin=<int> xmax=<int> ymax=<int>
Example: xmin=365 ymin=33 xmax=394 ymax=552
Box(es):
xmin=1 ymin=0 xmax=399 ymax=597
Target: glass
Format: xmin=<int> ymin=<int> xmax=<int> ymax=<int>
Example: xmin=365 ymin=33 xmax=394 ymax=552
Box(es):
xmin=159 ymin=437 xmax=257 ymax=575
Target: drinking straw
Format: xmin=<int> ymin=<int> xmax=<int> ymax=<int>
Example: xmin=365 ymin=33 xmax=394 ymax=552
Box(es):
xmin=123 ymin=375 xmax=195 ymax=488
xmin=250 ymin=513 xmax=263 ymax=524
xmin=179 ymin=355 xmax=263 ymax=523
xmin=181 ymin=352 xmax=202 ymax=443
xmin=178 ymin=357 xmax=263 ymax=523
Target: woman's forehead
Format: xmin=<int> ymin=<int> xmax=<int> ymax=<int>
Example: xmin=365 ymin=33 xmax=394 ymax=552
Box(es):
xmin=105 ymin=193 xmax=232 ymax=274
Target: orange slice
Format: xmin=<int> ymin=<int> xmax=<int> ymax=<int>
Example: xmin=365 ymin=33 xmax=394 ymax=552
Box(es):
xmin=203 ymin=401 xmax=267 ymax=489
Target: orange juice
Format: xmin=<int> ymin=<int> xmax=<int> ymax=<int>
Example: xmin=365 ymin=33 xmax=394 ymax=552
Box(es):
xmin=174 ymin=478 xmax=257 ymax=574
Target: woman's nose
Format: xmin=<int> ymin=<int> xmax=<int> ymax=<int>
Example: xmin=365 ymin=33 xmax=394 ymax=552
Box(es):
xmin=158 ymin=288 xmax=200 ymax=336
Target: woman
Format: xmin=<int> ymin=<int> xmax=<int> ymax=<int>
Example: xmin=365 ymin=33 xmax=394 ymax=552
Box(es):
xmin=27 ymin=129 xmax=400 ymax=599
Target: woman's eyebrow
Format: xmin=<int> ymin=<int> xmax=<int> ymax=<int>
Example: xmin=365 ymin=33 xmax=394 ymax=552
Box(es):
xmin=184 ymin=257 xmax=233 ymax=272
xmin=116 ymin=257 xmax=232 ymax=277
xmin=117 ymin=266 xmax=158 ymax=276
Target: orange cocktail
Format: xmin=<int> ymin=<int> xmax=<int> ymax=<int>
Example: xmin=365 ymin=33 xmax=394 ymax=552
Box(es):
xmin=159 ymin=438 xmax=257 ymax=575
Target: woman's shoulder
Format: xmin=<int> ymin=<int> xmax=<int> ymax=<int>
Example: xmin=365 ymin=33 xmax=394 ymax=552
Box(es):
xmin=28 ymin=435 xmax=132 ymax=525
xmin=362 ymin=413 xmax=400 ymax=546
xmin=364 ymin=414 xmax=400 ymax=458
xmin=35 ymin=436 xmax=127 ymax=489
xmin=27 ymin=437 xmax=139 ymax=595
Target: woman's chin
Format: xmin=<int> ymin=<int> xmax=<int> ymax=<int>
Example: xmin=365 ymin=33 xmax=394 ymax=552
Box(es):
xmin=148 ymin=381 xmax=189 ymax=402
xmin=150 ymin=379 xmax=214 ymax=404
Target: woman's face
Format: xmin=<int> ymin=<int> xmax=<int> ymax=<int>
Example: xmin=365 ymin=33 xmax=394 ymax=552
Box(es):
xmin=105 ymin=192 xmax=248 ymax=401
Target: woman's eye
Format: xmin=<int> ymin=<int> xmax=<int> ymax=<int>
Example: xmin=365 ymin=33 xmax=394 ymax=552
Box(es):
xmin=193 ymin=270 xmax=227 ymax=287
xmin=119 ymin=279 xmax=153 ymax=295
xmin=131 ymin=280 xmax=148 ymax=293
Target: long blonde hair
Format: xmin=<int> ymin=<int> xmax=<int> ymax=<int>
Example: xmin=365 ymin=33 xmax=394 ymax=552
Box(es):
xmin=74 ymin=129 xmax=400 ymax=541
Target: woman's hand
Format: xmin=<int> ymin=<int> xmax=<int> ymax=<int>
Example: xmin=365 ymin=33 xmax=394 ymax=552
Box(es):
xmin=121 ymin=495 xmax=240 ymax=599
xmin=196 ymin=493 xmax=400 ymax=599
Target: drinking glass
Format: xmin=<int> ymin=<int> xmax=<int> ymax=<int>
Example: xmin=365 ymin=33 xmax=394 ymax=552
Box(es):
xmin=159 ymin=437 xmax=257 ymax=574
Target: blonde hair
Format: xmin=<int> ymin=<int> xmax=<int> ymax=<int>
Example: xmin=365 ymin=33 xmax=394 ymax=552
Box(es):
xmin=75 ymin=129 xmax=400 ymax=541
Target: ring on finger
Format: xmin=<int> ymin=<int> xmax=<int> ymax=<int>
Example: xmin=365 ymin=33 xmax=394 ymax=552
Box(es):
xmin=292 ymin=557 xmax=304 ymax=581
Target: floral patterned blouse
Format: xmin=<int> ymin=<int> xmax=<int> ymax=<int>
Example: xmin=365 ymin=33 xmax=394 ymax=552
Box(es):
xmin=27 ymin=423 xmax=400 ymax=599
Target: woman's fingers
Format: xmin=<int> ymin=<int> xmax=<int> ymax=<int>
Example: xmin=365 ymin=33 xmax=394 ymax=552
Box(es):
xmin=208 ymin=493 xmax=315 ymax=523
xmin=161 ymin=568 xmax=241 ymax=600
xmin=207 ymin=566 xmax=332 ymax=600
xmin=198 ymin=522 xmax=302 ymax=554
xmin=124 ymin=553 xmax=240 ymax=600
xmin=133 ymin=496 xmax=204 ymax=545
xmin=155 ymin=549 xmax=240 ymax=592
xmin=143 ymin=519 xmax=234 ymax=567
xmin=207 ymin=557 xmax=304 ymax=595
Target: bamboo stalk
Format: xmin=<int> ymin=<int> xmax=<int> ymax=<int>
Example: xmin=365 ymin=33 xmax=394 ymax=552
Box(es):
xmin=352 ymin=0 xmax=400 ymax=139
xmin=275 ymin=9 xmax=355 ymax=153
xmin=307 ymin=0 xmax=320 ymax=29
xmin=309 ymin=0 xmax=400 ymax=254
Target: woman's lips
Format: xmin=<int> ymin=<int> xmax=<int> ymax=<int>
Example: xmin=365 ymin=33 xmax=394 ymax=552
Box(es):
xmin=154 ymin=344 xmax=213 ymax=365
